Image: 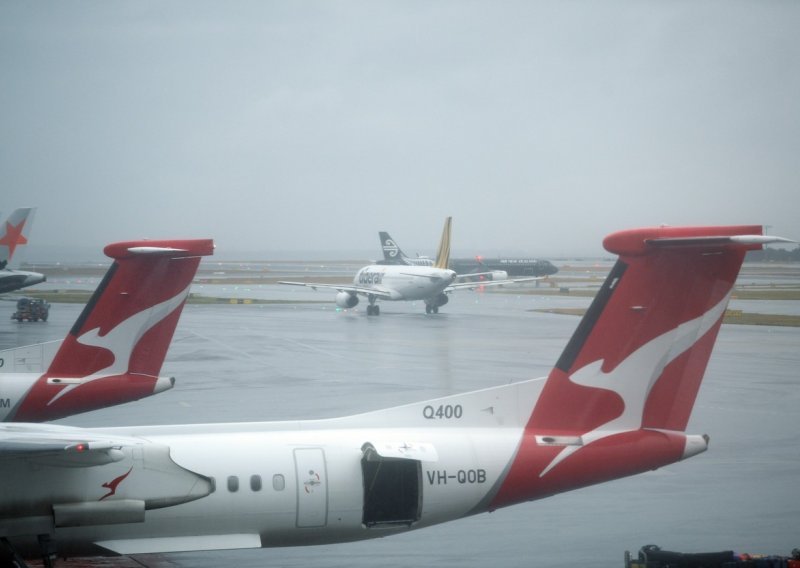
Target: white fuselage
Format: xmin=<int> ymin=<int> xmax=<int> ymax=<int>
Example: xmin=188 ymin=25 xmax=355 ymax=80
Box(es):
xmin=352 ymin=265 xmax=456 ymax=301
xmin=0 ymin=373 xmax=40 ymax=421
xmin=1 ymin=341 xmax=63 ymax=421
xmin=3 ymin=380 xmax=544 ymax=556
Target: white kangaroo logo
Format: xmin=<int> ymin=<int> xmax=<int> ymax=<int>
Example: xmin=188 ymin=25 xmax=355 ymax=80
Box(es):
xmin=540 ymin=292 xmax=730 ymax=477
xmin=47 ymin=283 xmax=192 ymax=405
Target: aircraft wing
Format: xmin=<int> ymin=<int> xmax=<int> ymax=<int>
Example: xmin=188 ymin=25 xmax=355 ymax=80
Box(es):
xmin=0 ymin=424 xmax=136 ymax=467
xmin=445 ymin=276 xmax=542 ymax=292
xmin=278 ymin=281 xmax=395 ymax=299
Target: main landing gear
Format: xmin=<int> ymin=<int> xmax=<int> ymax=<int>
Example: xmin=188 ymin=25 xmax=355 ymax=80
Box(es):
xmin=366 ymin=296 xmax=380 ymax=316
xmin=425 ymin=293 xmax=448 ymax=315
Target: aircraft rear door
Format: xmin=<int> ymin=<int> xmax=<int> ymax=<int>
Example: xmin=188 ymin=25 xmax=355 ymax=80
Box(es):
xmin=294 ymin=448 xmax=328 ymax=528
xmin=361 ymin=442 xmax=437 ymax=528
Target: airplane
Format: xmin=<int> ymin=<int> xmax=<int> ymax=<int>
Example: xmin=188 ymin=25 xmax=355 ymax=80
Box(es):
xmin=449 ymin=255 xmax=559 ymax=278
xmin=0 ymin=224 xmax=791 ymax=566
xmin=376 ymin=230 xmax=434 ymax=267
xmin=0 ymin=238 xmax=214 ymax=422
xmin=377 ymin=226 xmax=556 ymax=280
xmin=280 ymin=217 xmax=541 ymax=315
xmin=0 ymin=208 xmax=46 ymax=294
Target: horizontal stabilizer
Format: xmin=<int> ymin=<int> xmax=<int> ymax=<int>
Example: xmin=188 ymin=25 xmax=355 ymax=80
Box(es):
xmin=601 ymin=225 xmax=787 ymax=256
xmin=104 ymin=239 xmax=214 ymax=259
xmin=648 ymin=234 xmax=795 ymax=248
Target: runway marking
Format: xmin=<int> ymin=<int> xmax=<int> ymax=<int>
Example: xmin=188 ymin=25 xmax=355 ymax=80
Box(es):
xmin=275 ymin=337 xmax=349 ymax=360
xmin=183 ymin=331 xmax=349 ymax=361
xmin=182 ymin=331 xmax=266 ymax=362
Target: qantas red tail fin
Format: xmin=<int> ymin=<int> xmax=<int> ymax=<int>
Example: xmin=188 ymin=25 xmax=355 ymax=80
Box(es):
xmin=490 ymin=225 xmax=791 ymax=508
xmin=12 ymin=239 xmax=213 ymax=421
xmin=530 ymin=225 xmax=779 ymax=435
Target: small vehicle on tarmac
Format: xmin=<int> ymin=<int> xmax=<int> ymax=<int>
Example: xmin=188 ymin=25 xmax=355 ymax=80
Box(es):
xmin=11 ymin=297 xmax=50 ymax=322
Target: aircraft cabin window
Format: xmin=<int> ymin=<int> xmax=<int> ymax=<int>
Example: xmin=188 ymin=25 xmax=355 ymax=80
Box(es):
xmin=272 ymin=474 xmax=285 ymax=491
xmin=227 ymin=476 xmax=239 ymax=493
xmin=250 ymin=474 xmax=262 ymax=492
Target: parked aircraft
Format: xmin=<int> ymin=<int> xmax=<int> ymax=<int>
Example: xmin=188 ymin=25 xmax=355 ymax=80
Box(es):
xmin=377 ymin=226 xmax=556 ymax=280
xmin=280 ymin=217 xmax=540 ymax=315
xmin=376 ymin=231 xmax=434 ymax=267
xmin=0 ymin=208 xmax=45 ymax=294
xmin=0 ymin=238 xmax=213 ymax=422
xmin=0 ymin=225 xmax=790 ymax=565
xmin=450 ymin=256 xmax=559 ymax=278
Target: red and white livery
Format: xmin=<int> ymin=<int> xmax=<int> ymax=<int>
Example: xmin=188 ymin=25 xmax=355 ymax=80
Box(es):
xmin=0 ymin=225 xmax=791 ymax=564
xmin=0 ymin=238 xmax=214 ymax=422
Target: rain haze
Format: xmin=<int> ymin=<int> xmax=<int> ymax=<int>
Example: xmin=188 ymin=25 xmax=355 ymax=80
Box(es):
xmin=1 ymin=1 xmax=798 ymax=261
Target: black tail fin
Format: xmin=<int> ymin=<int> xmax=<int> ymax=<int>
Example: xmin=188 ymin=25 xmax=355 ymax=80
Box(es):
xmin=379 ymin=231 xmax=408 ymax=264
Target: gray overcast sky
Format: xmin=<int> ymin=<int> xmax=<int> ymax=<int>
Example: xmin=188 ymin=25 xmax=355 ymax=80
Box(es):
xmin=1 ymin=1 xmax=798 ymax=260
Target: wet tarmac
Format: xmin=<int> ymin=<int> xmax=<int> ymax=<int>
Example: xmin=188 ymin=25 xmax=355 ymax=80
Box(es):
xmin=2 ymin=284 xmax=799 ymax=567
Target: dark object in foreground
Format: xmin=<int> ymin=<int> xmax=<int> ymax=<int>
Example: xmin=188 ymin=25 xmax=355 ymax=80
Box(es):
xmin=625 ymin=544 xmax=800 ymax=568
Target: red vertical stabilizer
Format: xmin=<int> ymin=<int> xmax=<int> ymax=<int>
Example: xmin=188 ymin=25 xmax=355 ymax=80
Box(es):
xmin=11 ymin=239 xmax=214 ymax=421
xmin=490 ymin=225 xmax=769 ymax=509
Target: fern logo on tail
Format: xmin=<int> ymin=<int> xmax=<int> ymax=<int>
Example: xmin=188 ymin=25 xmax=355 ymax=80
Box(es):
xmin=383 ymin=239 xmax=399 ymax=258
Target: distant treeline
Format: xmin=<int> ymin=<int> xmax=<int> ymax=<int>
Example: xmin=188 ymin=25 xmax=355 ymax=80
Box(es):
xmin=745 ymin=246 xmax=800 ymax=262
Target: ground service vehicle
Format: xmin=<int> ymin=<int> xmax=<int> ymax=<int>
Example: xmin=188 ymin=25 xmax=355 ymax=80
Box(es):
xmin=11 ymin=298 xmax=49 ymax=322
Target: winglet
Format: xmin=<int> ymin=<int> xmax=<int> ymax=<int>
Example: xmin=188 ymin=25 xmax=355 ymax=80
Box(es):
xmin=11 ymin=238 xmax=214 ymax=422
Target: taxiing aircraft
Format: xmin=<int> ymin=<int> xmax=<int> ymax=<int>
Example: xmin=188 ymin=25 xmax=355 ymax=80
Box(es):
xmin=0 ymin=225 xmax=790 ymax=565
xmin=280 ymin=217 xmax=540 ymax=315
xmin=0 ymin=238 xmax=214 ymax=422
xmin=0 ymin=208 xmax=46 ymax=294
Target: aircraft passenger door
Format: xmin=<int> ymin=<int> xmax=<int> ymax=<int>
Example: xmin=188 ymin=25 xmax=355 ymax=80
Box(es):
xmin=294 ymin=448 xmax=328 ymax=528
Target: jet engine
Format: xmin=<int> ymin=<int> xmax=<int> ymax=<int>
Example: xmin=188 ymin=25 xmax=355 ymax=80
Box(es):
xmin=336 ymin=291 xmax=359 ymax=309
xmin=434 ymin=293 xmax=449 ymax=307
xmin=489 ymin=270 xmax=508 ymax=281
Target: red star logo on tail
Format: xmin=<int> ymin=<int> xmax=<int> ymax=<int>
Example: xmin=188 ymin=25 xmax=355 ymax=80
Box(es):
xmin=0 ymin=219 xmax=28 ymax=262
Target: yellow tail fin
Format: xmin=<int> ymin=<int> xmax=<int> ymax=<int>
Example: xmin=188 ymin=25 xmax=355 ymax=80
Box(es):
xmin=434 ymin=217 xmax=452 ymax=269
